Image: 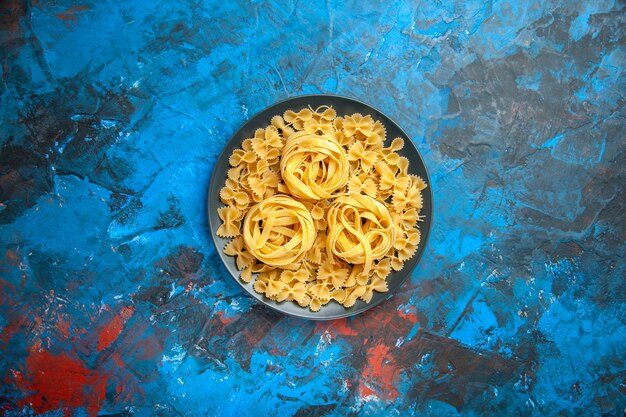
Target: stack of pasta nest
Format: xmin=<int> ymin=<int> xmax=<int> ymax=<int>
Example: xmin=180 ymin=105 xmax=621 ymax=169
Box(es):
xmin=217 ymin=106 xmax=427 ymax=311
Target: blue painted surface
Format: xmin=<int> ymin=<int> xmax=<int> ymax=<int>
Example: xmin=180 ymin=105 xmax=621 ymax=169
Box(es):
xmin=1 ymin=0 xmax=625 ymax=416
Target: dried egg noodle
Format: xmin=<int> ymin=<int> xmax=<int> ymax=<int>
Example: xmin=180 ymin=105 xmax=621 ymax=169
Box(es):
xmin=326 ymin=193 xmax=394 ymax=275
xmin=243 ymin=195 xmax=315 ymax=267
xmin=280 ymin=131 xmax=349 ymax=200
xmin=218 ymin=105 xmax=428 ymax=312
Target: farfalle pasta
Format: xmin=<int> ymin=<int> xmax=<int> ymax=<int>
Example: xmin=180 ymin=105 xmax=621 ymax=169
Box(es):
xmin=217 ymin=105 xmax=428 ymax=311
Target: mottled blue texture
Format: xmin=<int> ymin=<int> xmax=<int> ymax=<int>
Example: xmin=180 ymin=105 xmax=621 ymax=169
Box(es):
xmin=1 ymin=0 xmax=625 ymax=416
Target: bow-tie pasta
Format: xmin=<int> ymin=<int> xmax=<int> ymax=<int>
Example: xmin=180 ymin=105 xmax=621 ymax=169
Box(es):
xmin=217 ymin=105 xmax=428 ymax=312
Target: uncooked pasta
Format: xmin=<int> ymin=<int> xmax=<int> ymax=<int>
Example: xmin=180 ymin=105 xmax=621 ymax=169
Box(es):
xmin=217 ymin=105 xmax=427 ymax=311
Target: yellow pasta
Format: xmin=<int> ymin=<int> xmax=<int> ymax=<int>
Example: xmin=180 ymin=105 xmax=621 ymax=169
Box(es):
xmin=223 ymin=236 xmax=254 ymax=270
xmin=316 ymin=259 xmax=349 ymax=288
xmin=343 ymin=113 xmax=375 ymax=137
xmin=307 ymin=282 xmax=331 ymax=300
xmin=242 ymin=195 xmax=316 ymax=267
xmin=280 ymin=269 xmax=309 ymax=283
xmin=305 ymin=231 xmax=326 ymax=264
xmin=330 ymin=289 xmax=347 ymax=303
xmin=304 ymin=118 xmax=334 ymax=136
xmin=326 ymin=193 xmax=394 ymax=275
xmin=331 ymin=118 xmax=354 ymax=147
xmin=370 ymin=258 xmax=392 ymax=280
xmin=217 ymin=105 xmax=428 ymax=311
xmin=344 ymin=264 xmax=364 ymax=288
xmin=220 ymin=182 xmax=250 ymax=206
xmin=216 ymin=206 xmax=241 ymax=237
xmin=284 ymin=108 xmax=312 ymax=130
xmin=344 ymin=285 xmax=367 ymax=308
xmin=280 ymin=131 xmax=349 ymax=200
xmin=375 ymin=160 xmax=396 ymax=191
xmin=240 ymin=264 xmax=254 ymax=283
xmin=347 ymin=141 xmax=378 ymax=172
xmin=347 ymin=173 xmax=377 ymax=198
xmin=361 ymin=277 xmax=388 ymax=303
xmin=251 ymin=127 xmax=282 ymax=160
xmin=229 ymin=149 xmax=256 ymax=167
xmin=247 ymin=169 xmax=279 ymax=199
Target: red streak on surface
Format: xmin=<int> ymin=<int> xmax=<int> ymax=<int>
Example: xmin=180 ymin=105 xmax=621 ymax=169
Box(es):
xmin=108 ymin=352 xmax=146 ymax=405
xmin=268 ymin=343 xmax=290 ymax=357
xmin=359 ymin=343 xmax=400 ymax=402
xmin=129 ymin=325 xmax=167 ymax=361
xmin=111 ymin=352 xmax=125 ymax=367
xmin=111 ymin=354 xmax=127 ymax=396
xmin=358 ymin=383 xmax=378 ymax=398
xmin=216 ymin=310 xmax=237 ymax=325
xmin=328 ymin=319 xmax=359 ymax=336
xmin=55 ymin=5 xmax=90 ymax=21
xmin=56 ymin=314 xmax=71 ymax=339
xmin=4 ymin=248 xmax=20 ymax=267
xmin=314 ymin=318 xmax=359 ymax=337
xmin=398 ymin=306 xmax=419 ymax=324
xmin=1 ymin=318 xmax=22 ymax=344
xmin=0 ymin=278 xmax=17 ymax=306
xmin=97 ymin=306 xmax=134 ymax=352
xmin=16 ymin=347 xmax=108 ymax=416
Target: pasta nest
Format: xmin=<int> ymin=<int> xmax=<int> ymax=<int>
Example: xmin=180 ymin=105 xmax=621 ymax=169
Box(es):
xmin=326 ymin=193 xmax=395 ymax=275
xmin=242 ymin=195 xmax=316 ymax=267
xmin=280 ymin=131 xmax=349 ymax=201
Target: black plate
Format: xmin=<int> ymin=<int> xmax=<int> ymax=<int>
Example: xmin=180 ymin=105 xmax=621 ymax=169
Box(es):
xmin=207 ymin=94 xmax=433 ymax=320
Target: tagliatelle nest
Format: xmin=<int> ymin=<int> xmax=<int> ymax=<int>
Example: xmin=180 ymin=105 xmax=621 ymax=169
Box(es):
xmin=218 ymin=105 xmax=427 ymax=311
xmin=242 ymin=195 xmax=315 ymax=267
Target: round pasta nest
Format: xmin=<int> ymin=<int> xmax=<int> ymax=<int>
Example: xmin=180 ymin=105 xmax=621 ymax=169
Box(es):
xmin=243 ymin=195 xmax=316 ymax=267
xmin=217 ymin=105 xmax=428 ymax=312
xmin=326 ymin=193 xmax=394 ymax=274
xmin=280 ymin=131 xmax=349 ymax=200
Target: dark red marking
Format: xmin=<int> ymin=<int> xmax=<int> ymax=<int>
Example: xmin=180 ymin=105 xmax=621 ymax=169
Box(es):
xmin=1 ymin=318 xmax=22 ymax=344
xmin=56 ymin=314 xmax=71 ymax=339
xmin=54 ymin=5 xmax=90 ymax=22
xmin=216 ymin=310 xmax=238 ymax=325
xmin=4 ymin=248 xmax=21 ymax=267
xmin=327 ymin=319 xmax=359 ymax=336
xmin=358 ymin=343 xmax=400 ymax=401
xmin=96 ymin=306 xmax=134 ymax=352
xmin=16 ymin=345 xmax=108 ymax=416
xmin=398 ymin=305 xmax=419 ymax=324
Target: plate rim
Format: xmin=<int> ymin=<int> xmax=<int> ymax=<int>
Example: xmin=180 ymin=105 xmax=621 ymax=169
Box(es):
xmin=207 ymin=93 xmax=434 ymax=320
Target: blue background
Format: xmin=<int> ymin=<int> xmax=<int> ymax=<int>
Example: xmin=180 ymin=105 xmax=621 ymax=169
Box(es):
xmin=0 ymin=0 xmax=624 ymax=416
